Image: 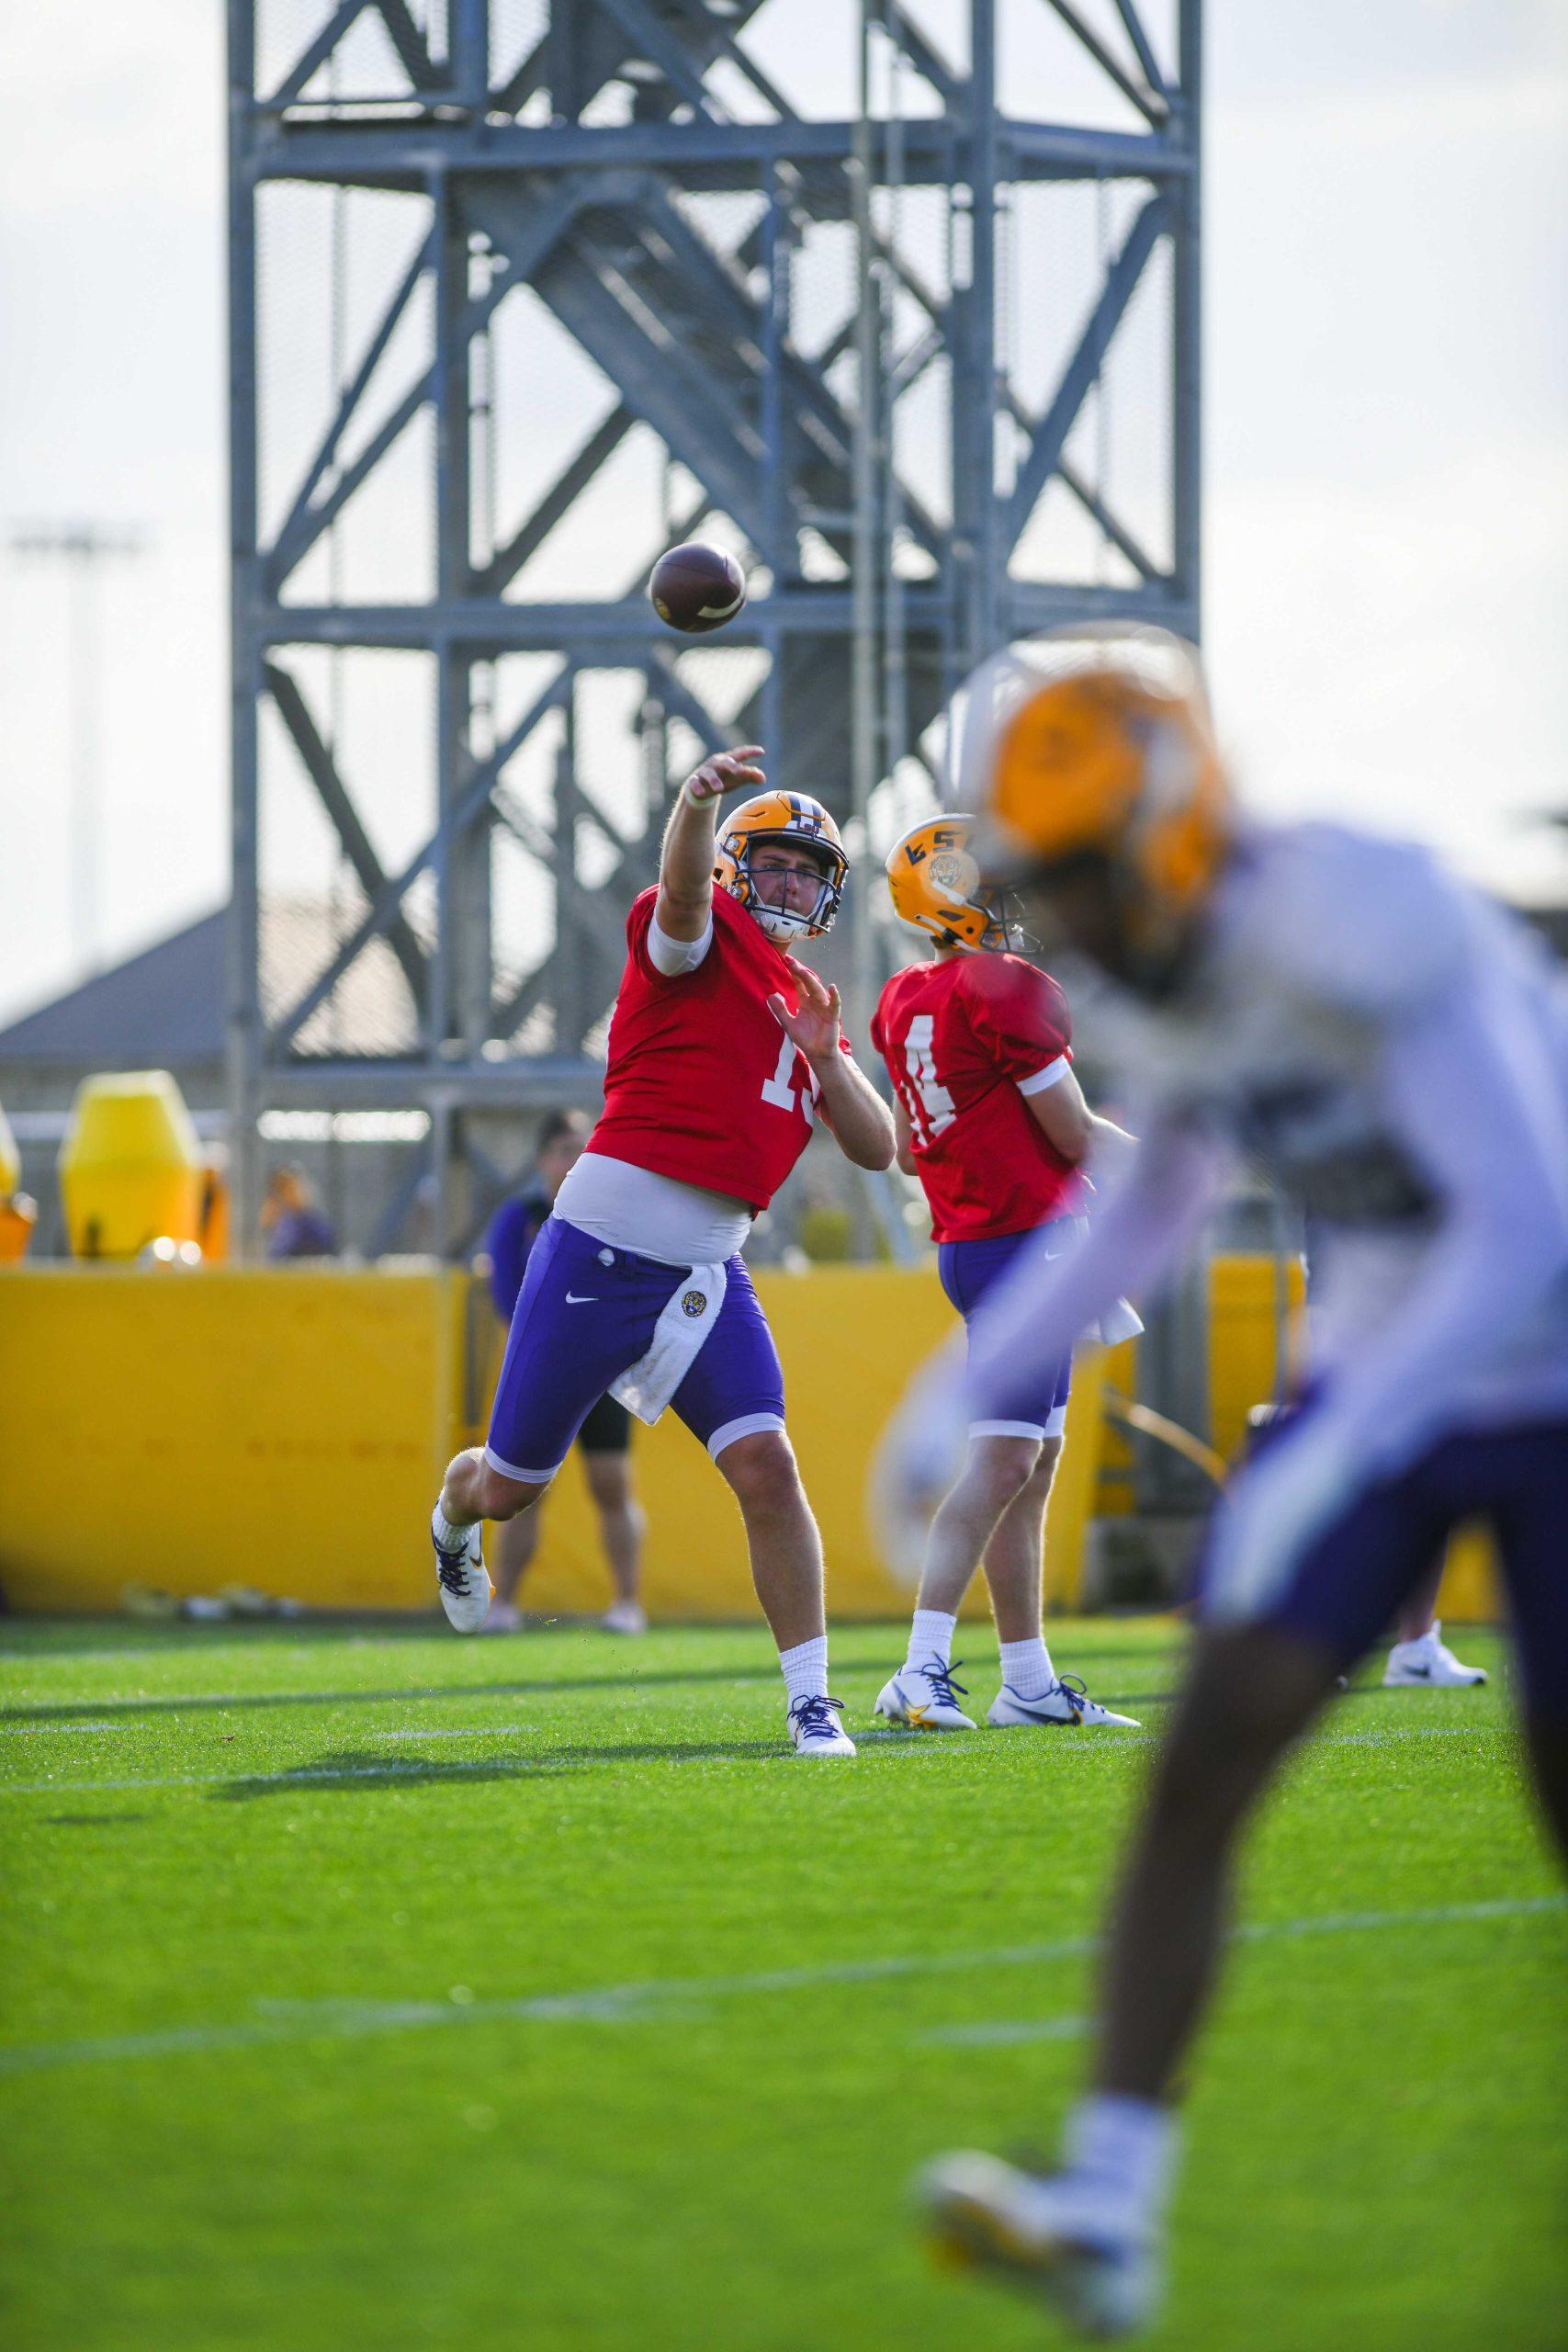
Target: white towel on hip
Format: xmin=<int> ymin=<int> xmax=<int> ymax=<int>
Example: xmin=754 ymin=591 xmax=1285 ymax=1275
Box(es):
xmin=611 ymin=1261 xmax=728 ymax=1424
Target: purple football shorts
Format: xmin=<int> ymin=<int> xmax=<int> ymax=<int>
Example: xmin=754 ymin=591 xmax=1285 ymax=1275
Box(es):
xmin=937 ymin=1217 xmax=1074 ymax=1441
xmin=1195 ymin=1393 xmax=1568 ymax=1713
xmin=484 ymin=1215 xmax=785 ymax=1482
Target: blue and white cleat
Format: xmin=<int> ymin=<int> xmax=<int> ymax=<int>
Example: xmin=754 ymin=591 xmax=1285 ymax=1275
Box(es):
xmin=787 ymin=1693 xmax=857 ymax=1758
xmin=874 ymin=1657 xmax=976 ymax=1731
xmin=918 ymin=2150 xmax=1161 ymax=2338
xmin=431 ymin=1511 xmax=492 ymax=1633
xmin=987 ymin=1675 xmax=1140 ymax=1730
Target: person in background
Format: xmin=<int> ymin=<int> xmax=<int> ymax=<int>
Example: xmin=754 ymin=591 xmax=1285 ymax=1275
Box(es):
xmin=261 ymin=1165 xmax=336 ymax=1259
xmin=479 ymin=1111 xmax=647 ymax=1635
xmin=430 ymin=747 xmax=896 ymax=1758
xmin=869 ymin=813 xmax=1139 ymax=1733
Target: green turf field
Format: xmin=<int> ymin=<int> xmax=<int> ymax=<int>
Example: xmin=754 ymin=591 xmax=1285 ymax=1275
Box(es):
xmin=1 ymin=1614 xmax=1562 ymax=2351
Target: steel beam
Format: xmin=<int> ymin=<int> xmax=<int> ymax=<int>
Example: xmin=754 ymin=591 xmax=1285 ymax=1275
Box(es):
xmin=263 ymin=661 xmax=429 ymax=1010
xmin=1173 ymin=0 xmax=1203 ymax=626
xmin=244 ymin=116 xmax=1192 ymax=187
xmin=227 ymin=0 xmax=264 ymax=1252
xmin=230 ymin=0 xmax=1202 ymax=1258
xmin=1005 ymin=191 xmax=1172 ymax=552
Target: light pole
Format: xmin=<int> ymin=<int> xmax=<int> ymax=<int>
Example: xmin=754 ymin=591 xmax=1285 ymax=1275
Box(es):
xmin=9 ymin=522 xmax=146 ymax=976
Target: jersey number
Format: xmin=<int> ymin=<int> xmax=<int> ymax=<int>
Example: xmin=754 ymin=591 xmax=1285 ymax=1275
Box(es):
xmin=761 ymin=1033 xmax=815 ymax=1125
xmin=898 ymin=1014 xmax=956 ymax=1141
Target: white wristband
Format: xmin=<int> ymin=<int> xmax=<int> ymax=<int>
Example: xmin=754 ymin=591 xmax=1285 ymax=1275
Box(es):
xmin=682 ymin=778 xmax=719 ymax=811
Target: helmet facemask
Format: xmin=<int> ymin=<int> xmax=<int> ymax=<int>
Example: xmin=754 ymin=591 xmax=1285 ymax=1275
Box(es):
xmin=737 ymin=833 xmax=845 ymax=944
xmin=1009 ymin=846 xmax=1199 ymax=1001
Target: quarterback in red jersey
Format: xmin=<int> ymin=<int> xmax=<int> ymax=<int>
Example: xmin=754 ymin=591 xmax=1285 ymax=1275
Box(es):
xmin=869 ymin=814 xmax=1137 ymax=1733
xmin=428 ymin=746 xmax=895 ymax=1758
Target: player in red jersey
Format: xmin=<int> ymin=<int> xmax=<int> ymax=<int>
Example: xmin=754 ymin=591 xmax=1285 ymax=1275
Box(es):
xmin=428 ymin=746 xmax=896 ymax=1757
xmin=869 ymin=814 xmax=1138 ymax=1733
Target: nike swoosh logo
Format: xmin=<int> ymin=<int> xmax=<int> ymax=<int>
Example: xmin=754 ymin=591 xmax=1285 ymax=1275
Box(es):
xmin=697 ymin=590 xmax=743 ymax=620
xmin=564 ymin=1294 xmax=597 ymax=1305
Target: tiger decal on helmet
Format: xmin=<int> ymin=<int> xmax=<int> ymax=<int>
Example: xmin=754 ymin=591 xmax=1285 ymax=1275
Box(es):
xmin=885 ymin=814 xmax=1010 ymax=952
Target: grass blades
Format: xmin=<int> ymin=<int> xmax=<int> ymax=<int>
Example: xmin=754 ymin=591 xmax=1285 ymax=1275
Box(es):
xmin=1 ymin=1616 xmax=1562 ymax=2351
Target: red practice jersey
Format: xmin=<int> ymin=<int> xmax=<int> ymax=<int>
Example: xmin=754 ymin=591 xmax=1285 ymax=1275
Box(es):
xmin=587 ymin=884 xmax=852 ymax=1213
xmin=872 ymin=951 xmax=1083 ymax=1241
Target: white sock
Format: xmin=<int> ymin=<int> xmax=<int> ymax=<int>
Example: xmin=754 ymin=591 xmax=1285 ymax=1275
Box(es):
xmin=432 ymin=1502 xmax=476 ymax=1550
xmin=904 ymin=1608 xmax=957 ymax=1675
xmin=1063 ymin=2093 xmax=1179 ymax=2233
xmin=780 ymin=1635 xmax=830 ymax=1709
xmin=998 ymin=1634 xmax=1055 ymax=1701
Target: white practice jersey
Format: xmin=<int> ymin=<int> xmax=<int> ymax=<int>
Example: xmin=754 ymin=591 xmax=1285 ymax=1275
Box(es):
xmin=965 ymin=821 xmax=1568 ymax=1477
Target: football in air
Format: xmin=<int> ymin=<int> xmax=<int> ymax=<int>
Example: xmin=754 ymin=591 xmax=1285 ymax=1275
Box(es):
xmin=649 ymin=541 xmax=747 ymax=634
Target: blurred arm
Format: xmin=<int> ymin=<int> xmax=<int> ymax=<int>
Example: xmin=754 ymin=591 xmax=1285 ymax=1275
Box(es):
xmin=1303 ymin=980 xmax=1568 ymax=1481
xmin=964 ymin=1114 xmax=1228 ymax=1423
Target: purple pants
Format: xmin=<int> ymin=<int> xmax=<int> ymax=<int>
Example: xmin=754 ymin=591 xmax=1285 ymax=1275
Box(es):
xmin=484 ymin=1215 xmax=785 ymax=1482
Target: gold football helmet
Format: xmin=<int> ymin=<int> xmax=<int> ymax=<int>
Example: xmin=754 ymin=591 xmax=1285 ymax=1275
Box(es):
xmin=959 ymin=627 xmax=1234 ymax=988
xmin=713 ymin=790 xmax=848 ymax=943
xmin=885 ymin=815 xmax=1007 ymax=951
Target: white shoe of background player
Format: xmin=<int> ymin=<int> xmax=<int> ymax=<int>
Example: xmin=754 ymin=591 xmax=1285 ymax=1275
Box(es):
xmin=919 ymin=2150 xmax=1162 ymax=2337
xmin=431 ymin=1511 xmax=492 ymax=1633
xmin=988 ymin=1675 xmax=1141 ymax=1729
xmin=478 ymin=1600 xmax=523 ymax=1635
xmin=601 ymin=1599 xmax=648 ymax=1635
xmin=1382 ymin=1622 xmax=1488 ymax=1687
xmin=787 ymin=1693 xmax=857 ymax=1757
xmin=874 ymin=1657 xmax=977 ymax=1730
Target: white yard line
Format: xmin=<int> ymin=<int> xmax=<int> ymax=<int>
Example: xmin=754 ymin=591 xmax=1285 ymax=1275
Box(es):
xmin=922 ymin=2016 xmax=1089 ymax=2048
xmin=0 ymin=1894 xmax=1559 ymax=2079
xmin=0 ymin=1758 xmax=569 ymax=1795
xmin=0 ymin=1719 xmax=1498 ymax=1798
xmin=0 ymin=1724 xmax=130 ymax=1736
xmin=0 ymin=1686 xmax=529 ymax=1716
xmin=377 ymin=1726 xmax=532 ymax=1740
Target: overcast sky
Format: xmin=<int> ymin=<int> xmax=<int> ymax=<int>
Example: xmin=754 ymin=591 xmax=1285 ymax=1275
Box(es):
xmin=1 ymin=0 xmax=1564 ymax=1024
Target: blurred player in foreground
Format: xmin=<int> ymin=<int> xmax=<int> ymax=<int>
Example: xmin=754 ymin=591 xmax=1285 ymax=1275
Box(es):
xmin=432 ymin=747 xmax=896 ymax=1757
xmin=479 ymin=1111 xmax=646 ymax=1636
xmin=1250 ymin=1405 xmax=1486 ymax=1688
xmin=870 ymin=813 xmax=1139 ymax=1732
xmin=891 ymin=629 xmax=1568 ymax=2333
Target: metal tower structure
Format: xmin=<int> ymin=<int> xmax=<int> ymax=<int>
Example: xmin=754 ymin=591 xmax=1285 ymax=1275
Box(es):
xmin=228 ymin=0 xmax=1201 ymax=1254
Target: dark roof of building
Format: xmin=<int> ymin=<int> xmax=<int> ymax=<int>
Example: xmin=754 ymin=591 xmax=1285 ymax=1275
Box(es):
xmin=0 ymin=910 xmax=226 ymax=1069
xmin=0 ymin=895 xmax=428 ymax=1074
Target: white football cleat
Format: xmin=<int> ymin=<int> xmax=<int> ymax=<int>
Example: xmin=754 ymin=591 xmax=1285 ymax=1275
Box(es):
xmin=919 ymin=2150 xmax=1161 ymax=2338
xmin=1383 ymin=1623 xmax=1487 ymax=1687
xmin=987 ymin=1675 xmax=1140 ymax=1730
xmin=601 ymin=1599 xmax=648 ymax=1636
xmin=874 ymin=1657 xmax=976 ymax=1731
xmin=431 ymin=1513 xmax=492 ymax=1634
xmin=787 ymin=1693 xmax=857 ymax=1757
